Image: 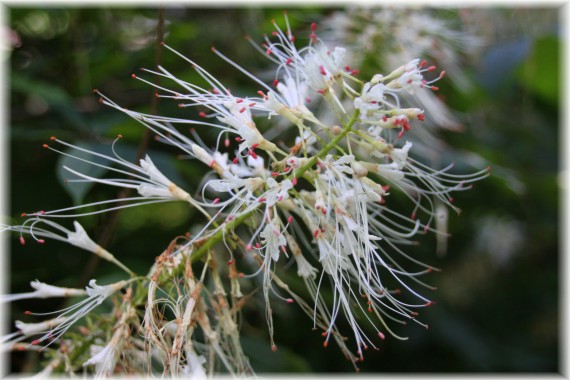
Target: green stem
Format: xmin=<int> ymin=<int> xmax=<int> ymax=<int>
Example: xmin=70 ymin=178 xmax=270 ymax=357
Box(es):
xmin=293 ymin=110 xmax=360 ymax=179
xmin=190 ymin=206 xmax=257 ymax=263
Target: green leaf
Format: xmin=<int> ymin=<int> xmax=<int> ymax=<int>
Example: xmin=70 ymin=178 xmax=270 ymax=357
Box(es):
xmin=516 ymin=36 xmax=560 ymax=106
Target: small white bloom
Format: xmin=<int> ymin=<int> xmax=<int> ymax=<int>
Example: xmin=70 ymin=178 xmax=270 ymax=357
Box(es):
xmin=83 ymin=343 xmax=117 ymax=377
xmin=294 ymin=253 xmax=318 ymax=279
xmin=0 ymin=280 xmax=86 ymax=303
xmin=260 ymin=219 xmax=287 ymax=262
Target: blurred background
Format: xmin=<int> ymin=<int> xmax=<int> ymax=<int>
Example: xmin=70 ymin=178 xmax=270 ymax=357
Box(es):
xmin=4 ymin=5 xmax=562 ymax=374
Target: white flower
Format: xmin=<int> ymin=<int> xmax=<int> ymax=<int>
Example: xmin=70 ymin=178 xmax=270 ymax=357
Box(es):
xmin=180 ymin=351 xmax=207 ymax=378
xmin=83 ymin=343 xmax=117 ymax=377
xmin=18 ymin=279 xmax=129 ymax=348
xmin=293 ymin=252 xmax=318 ymax=279
xmin=304 ymin=46 xmax=347 ymax=92
xmin=259 ymin=219 xmax=287 ymax=262
xmin=354 ymin=82 xmax=386 ymax=115
xmin=1 ymin=218 xmax=133 ymax=275
xmin=41 ymin=137 xmax=202 ymax=217
xmin=0 ymin=280 xmax=86 ymax=303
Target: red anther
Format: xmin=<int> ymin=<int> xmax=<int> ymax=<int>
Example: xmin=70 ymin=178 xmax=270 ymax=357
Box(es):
xmin=235 ymin=98 xmax=243 ymax=103
xmin=379 ymin=198 xmax=386 ymax=205
xmin=309 ymin=33 xmax=317 ymax=40
xmin=350 ymin=69 xmax=359 ymax=76
xmin=439 ymin=70 xmax=447 ymax=79
xmin=283 ymin=166 xmax=291 ymax=173
xmin=154 ymin=92 xmax=160 ymax=97
xmin=271 ymin=171 xmax=279 ymax=177
xmin=448 ymin=197 xmax=454 ymax=203
xmin=407 ymin=79 xmax=413 ymax=84
xmin=313 ymin=230 xmax=319 ymax=238
xmin=92 ymin=88 xmax=98 ymax=93
xmin=368 ymin=307 xmax=372 ymax=313
xmin=378 ymin=332 xmax=385 ymax=340
xmin=238 ymin=272 xmax=245 ymax=278
xmin=19 ymin=236 xmax=25 ymax=245
xmin=212 ymin=88 xmax=220 ymax=94
xmin=323 ymin=341 xmax=328 ymax=348
xmin=382 ymin=185 xmax=390 ymax=192
xmin=427 ymin=65 xmax=436 ymax=72
xmin=213 ymin=198 xmax=220 ymax=204
xmin=31 ymin=339 xmax=40 ymax=345
xmin=160 ymin=41 xmax=165 ymax=46
xmin=131 ymin=74 xmax=136 ymax=79
xmin=287 ymin=216 xmax=293 ymax=224
xmin=285 ymin=58 xmax=293 ymax=65
xmin=286 ymin=298 xmax=294 ymax=304
xmin=289 ymin=35 xmax=296 ymax=42
xmin=319 ymin=65 xmax=327 ymax=76
xmin=345 ymin=65 xmax=351 ymax=71
xmin=265 ymin=48 xmax=272 ymax=55
xmin=273 ymin=79 xmax=279 ymax=87
xmin=317 ymin=89 xmax=326 ymax=94
xmin=177 ymin=104 xmax=184 ymax=108
xmin=321 ymin=208 xmax=327 ymax=215
xmin=235 ymin=137 xmax=244 ymax=142
xmin=271 ymin=344 xmax=278 ymax=352
xmin=37 ymin=239 xmax=45 ymax=244
xmin=227 ymin=259 xmax=233 ymax=265
xmin=39 ymin=210 xmax=45 ymax=215
xmin=305 ymin=97 xmax=312 ymax=103
xmin=410 ymin=311 xmax=419 ymax=317
xmin=425 ymin=301 xmax=434 ymax=307
xmin=427 ymin=267 xmax=433 ymax=273
xmin=417 ymin=113 xmax=425 ymax=121
xmin=20 ymin=213 xmax=27 ymax=217
xmin=258 ymin=197 xmax=267 ymax=203
xmin=198 ymin=112 xmax=207 ymax=118
xmin=248 ymin=102 xmax=256 ymax=107
xmin=271 ymin=31 xmax=278 ymax=36
xmin=419 ymin=60 xmax=427 ymax=68
xmin=239 ymin=107 xmax=246 ymax=113
xmin=251 ymin=143 xmax=259 ymax=150
xmin=257 ymin=90 xmax=266 ymax=97
xmin=210 ymin=46 xmax=217 ymax=52
xmin=255 ymin=243 xmax=261 ymax=249
xmin=225 ymin=138 xmax=230 ymax=148
xmin=50 ymin=136 xmax=56 ymax=141
xmin=117 ymin=134 xmax=123 ymax=139
xmin=321 ymin=331 xmax=327 ymax=337
xmin=249 ymin=150 xmax=258 ymax=159
xmin=42 ymin=144 xmax=49 ymax=149
xmin=24 ymin=311 xmax=31 ymax=315
xmin=398 ymin=130 xmax=404 ymax=139
xmin=311 ymin=22 xmax=317 ymax=31
xmin=292 ymin=177 xmax=298 ymax=186
xmin=280 ymin=244 xmax=286 ymax=252
xmin=232 ymin=157 xmax=239 ymax=164
xmin=246 ymin=244 xmax=253 ymax=250
xmin=430 ymin=86 xmax=439 ymax=91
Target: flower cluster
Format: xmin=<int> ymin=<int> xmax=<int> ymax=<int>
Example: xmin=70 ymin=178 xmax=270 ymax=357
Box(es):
xmin=3 ymin=12 xmax=487 ymax=376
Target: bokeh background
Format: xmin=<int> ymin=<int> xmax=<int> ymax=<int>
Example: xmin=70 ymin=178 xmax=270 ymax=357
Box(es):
xmin=4 ymin=5 xmax=563 ymax=374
